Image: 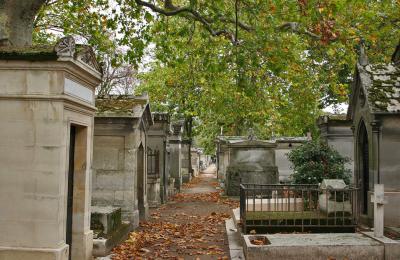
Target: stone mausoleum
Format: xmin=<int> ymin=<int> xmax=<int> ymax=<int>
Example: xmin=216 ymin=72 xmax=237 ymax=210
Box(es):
xmin=147 ymin=112 xmax=171 ymax=205
xmin=216 ymin=135 xmax=307 ymax=185
xmin=273 ymin=137 xmax=308 ymax=183
xmin=215 ymin=136 xmax=244 ymax=181
xmin=168 ymin=122 xmax=183 ymax=192
xmin=92 ymin=94 xmax=153 ymax=230
xmin=0 ymin=37 xmax=102 ymax=259
xmin=224 ymin=137 xmax=279 ymax=196
xmin=181 ymin=138 xmax=192 ymax=183
xmin=317 ymin=115 xmax=354 ymax=181
xmin=347 ymin=43 xmax=400 ymax=227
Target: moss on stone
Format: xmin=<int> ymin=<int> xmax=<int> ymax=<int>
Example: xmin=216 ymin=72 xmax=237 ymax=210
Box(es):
xmin=0 ymin=45 xmax=57 ymax=61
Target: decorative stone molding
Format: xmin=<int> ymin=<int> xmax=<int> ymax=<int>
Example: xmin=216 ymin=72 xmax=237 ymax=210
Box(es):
xmin=55 ymin=35 xmax=75 ymax=57
xmin=77 ymin=45 xmax=102 ymax=72
xmin=370 ymin=120 xmax=381 ymax=133
xmin=55 ymin=36 xmax=102 ymax=73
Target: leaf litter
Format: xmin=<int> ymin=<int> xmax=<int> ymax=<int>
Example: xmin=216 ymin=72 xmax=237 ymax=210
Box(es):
xmin=112 ymin=176 xmax=237 ymax=259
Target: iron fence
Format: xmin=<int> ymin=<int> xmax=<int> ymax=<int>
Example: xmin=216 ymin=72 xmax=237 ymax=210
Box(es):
xmin=240 ymin=183 xmax=359 ymax=234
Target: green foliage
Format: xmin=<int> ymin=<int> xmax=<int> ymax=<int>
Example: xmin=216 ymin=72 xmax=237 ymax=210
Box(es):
xmin=33 ymin=1 xmax=400 ymax=153
xmin=287 ymin=141 xmax=351 ymax=185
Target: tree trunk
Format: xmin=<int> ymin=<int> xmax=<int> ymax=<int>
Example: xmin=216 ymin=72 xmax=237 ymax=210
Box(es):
xmin=0 ymin=0 xmax=46 ymax=47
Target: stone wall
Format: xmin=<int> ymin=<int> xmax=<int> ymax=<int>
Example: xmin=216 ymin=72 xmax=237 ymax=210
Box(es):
xmin=168 ymin=140 xmax=182 ymax=191
xmin=181 ymin=141 xmax=191 ymax=183
xmin=0 ymin=56 xmax=100 ymax=260
xmin=225 ymin=144 xmax=279 ymax=196
xmin=92 ymin=117 xmax=147 ymax=228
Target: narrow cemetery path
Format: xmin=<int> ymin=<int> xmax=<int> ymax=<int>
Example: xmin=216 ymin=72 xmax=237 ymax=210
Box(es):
xmin=112 ymin=164 xmax=239 ymax=259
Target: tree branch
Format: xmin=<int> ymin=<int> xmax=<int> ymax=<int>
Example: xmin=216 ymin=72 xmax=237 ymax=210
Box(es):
xmin=135 ymin=0 xmax=246 ymax=43
xmin=279 ymin=22 xmax=321 ymax=39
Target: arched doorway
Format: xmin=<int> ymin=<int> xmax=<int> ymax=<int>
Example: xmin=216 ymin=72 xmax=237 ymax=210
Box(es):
xmin=358 ymin=121 xmax=369 ymax=215
xmin=137 ymin=144 xmax=145 ymax=220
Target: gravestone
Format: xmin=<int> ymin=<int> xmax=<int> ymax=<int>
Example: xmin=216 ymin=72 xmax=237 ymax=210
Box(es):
xmin=0 ymin=37 xmax=102 ymax=260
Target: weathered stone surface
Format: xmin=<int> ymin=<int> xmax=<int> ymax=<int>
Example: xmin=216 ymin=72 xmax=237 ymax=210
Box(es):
xmin=92 ymin=96 xmax=153 ymax=227
xmin=0 ymin=44 xmax=101 ymax=259
xmin=168 ymin=122 xmax=183 ymax=191
xmin=348 ymin=44 xmax=400 ymax=227
xmin=147 ymin=112 xmax=170 ymax=205
xmin=243 ymin=233 xmax=383 ymax=260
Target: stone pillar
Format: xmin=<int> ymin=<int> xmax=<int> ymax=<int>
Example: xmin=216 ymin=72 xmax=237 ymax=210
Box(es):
xmin=168 ymin=122 xmax=183 ymax=191
xmin=0 ymin=37 xmax=102 ymax=260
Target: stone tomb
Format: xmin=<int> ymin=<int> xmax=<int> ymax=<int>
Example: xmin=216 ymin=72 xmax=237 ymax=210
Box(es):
xmin=215 ymin=136 xmax=244 ymax=181
xmin=347 ymin=43 xmax=400 ymax=227
xmin=0 ymin=37 xmax=102 ymax=259
xmin=147 ymin=112 xmax=171 ymax=205
xmin=225 ymin=138 xmax=279 ymax=196
xmin=318 ymin=115 xmax=354 ymax=181
xmin=92 ymin=94 xmax=153 ymax=230
xmin=191 ymin=148 xmax=201 ymax=177
xmin=273 ymin=137 xmax=308 ymax=183
xmin=168 ymin=122 xmax=183 ymax=192
xmin=181 ymin=139 xmax=192 ymax=183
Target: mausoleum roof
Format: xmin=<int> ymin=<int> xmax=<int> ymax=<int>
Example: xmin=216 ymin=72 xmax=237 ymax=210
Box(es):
xmin=0 ymin=45 xmax=57 ymax=60
xmin=359 ymin=62 xmax=400 ymax=113
xmin=226 ymin=139 xmax=277 ymax=148
xmin=273 ymin=136 xmax=309 ymax=143
xmin=96 ymin=94 xmax=153 ymax=126
xmin=152 ymin=112 xmax=170 ymax=122
xmin=215 ymin=136 xmax=246 ymax=144
xmin=0 ymin=36 xmax=102 ymax=73
xmin=317 ymin=115 xmax=352 ymax=126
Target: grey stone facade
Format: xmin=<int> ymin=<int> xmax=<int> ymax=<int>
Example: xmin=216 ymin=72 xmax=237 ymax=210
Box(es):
xmin=168 ymin=122 xmax=183 ymax=191
xmin=347 ymin=43 xmax=400 ymax=227
xmin=274 ymin=137 xmax=308 ymax=183
xmin=191 ymin=148 xmax=201 ymax=177
xmin=224 ymin=139 xmax=279 ymax=196
xmin=216 ymin=136 xmax=307 ymax=185
xmin=317 ymin=115 xmax=354 ymax=181
xmin=0 ymin=37 xmax=102 ymax=260
xmin=147 ymin=112 xmax=170 ymax=205
xmin=92 ymin=95 xmax=153 ymax=229
xmin=181 ymin=140 xmax=192 ymax=183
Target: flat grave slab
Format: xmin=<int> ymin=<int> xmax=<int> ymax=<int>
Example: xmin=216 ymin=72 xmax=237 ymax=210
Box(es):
xmin=243 ymin=233 xmax=385 ymax=260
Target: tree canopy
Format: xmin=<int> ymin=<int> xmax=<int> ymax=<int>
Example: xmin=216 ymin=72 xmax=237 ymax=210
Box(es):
xmin=33 ymin=0 xmax=400 ymax=153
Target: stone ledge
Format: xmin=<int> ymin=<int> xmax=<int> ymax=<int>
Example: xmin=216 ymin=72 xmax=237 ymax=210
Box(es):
xmin=243 ymin=233 xmax=383 ymax=260
xmin=0 ymin=244 xmax=69 ymax=260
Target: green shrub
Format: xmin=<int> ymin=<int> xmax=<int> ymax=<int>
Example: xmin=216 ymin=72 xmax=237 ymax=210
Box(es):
xmin=287 ymin=141 xmax=351 ymax=185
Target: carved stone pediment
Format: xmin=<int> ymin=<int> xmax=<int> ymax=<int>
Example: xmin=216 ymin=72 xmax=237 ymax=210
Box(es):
xmin=54 ymin=36 xmax=75 ymax=57
xmin=54 ymin=36 xmax=102 ymax=73
xmin=76 ymin=45 xmax=102 ymax=72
